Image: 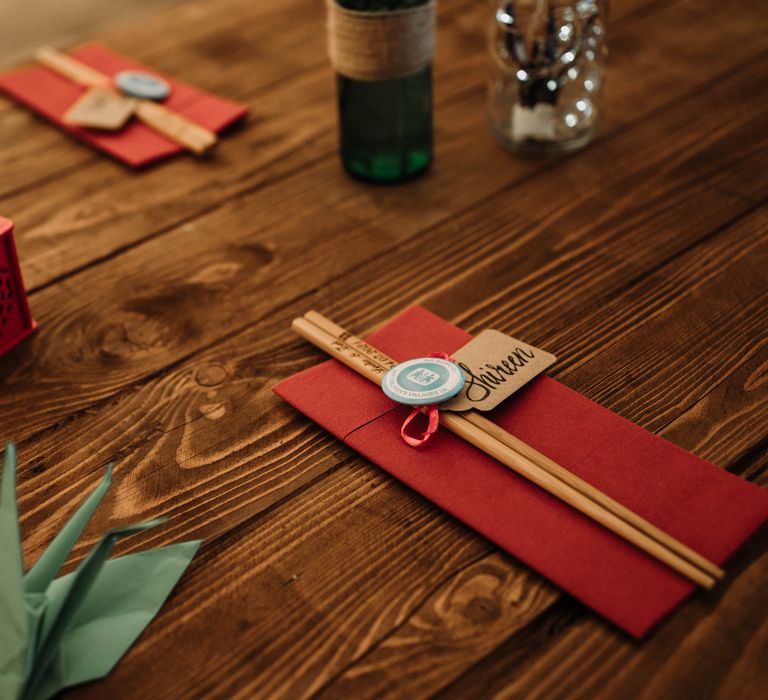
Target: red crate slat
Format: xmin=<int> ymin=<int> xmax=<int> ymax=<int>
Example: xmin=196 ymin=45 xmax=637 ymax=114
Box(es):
xmin=0 ymin=217 xmax=37 ymax=356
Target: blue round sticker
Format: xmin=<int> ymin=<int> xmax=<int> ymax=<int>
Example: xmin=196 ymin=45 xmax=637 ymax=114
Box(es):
xmin=382 ymin=358 xmax=465 ymax=405
xmin=115 ymin=70 xmax=171 ymax=100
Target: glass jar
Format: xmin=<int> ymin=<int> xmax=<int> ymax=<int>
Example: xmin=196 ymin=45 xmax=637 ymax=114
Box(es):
xmin=488 ymin=1 xmax=607 ymax=154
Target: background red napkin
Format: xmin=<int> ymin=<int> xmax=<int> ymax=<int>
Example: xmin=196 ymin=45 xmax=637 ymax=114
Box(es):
xmin=0 ymin=44 xmax=247 ymax=167
xmin=274 ymin=306 xmax=768 ymax=638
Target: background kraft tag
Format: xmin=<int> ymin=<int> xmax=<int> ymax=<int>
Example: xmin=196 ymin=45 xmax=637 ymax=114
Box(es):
xmin=63 ymin=87 xmax=135 ymax=130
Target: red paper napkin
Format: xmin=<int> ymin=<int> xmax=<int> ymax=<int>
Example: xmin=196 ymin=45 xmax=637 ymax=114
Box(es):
xmin=274 ymin=306 xmax=768 ymax=638
xmin=0 ymin=44 xmax=247 ymax=167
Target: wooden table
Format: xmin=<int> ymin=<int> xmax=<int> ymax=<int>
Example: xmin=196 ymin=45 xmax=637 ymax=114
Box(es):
xmin=1 ymin=0 xmax=766 ymax=697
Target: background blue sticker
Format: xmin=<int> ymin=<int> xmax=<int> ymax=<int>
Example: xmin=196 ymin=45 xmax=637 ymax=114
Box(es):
xmin=115 ymin=70 xmax=171 ymax=100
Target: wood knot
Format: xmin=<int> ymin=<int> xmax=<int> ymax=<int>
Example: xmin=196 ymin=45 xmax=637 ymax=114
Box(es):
xmin=99 ymin=311 xmax=166 ymax=359
xmin=464 ymin=596 xmax=502 ymax=624
xmin=234 ymin=241 xmax=276 ymax=268
xmin=195 ymin=363 xmax=228 ymax=386
xmin=188 ymin=261 xmax=243 ymax=286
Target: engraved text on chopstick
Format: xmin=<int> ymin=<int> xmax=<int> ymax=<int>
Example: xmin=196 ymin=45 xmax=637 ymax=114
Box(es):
xmin=331 ymin=340 xmax=387 ymax=376
xmin=340 ymin=332 xmax=397 ymax=369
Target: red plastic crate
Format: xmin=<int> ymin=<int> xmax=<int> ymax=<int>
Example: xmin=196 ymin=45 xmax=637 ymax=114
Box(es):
xmin=0 ymin=217 xmax=37 ymax=356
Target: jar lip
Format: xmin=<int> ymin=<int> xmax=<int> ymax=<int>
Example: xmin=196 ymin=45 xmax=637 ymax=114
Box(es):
xmin=495 ymin=1 xmax=601 ymax=32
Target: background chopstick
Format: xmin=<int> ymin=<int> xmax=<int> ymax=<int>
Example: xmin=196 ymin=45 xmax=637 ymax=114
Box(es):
xmin=292 ymin=315 xmax=720 ymax=589
xmin=303 ymin=311 xmax=725 ymax=582
xmin=133 ymin=100 xmax=217 ymax=155
xmin=35 ymin=46 xmax=111 ymax=87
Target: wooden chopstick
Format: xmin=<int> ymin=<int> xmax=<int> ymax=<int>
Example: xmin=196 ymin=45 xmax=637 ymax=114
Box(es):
xmin=292 ymin=314 xmax=723 ymax=589
xmin=34 ymin=46 xmax=218 ymax=155
xmin=303 ymin=311 xmax=725 ymax=584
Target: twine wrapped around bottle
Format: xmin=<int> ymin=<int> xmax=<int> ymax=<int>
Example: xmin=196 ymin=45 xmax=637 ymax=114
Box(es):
xmin=326 ymin=0 xmax=436 ymax=81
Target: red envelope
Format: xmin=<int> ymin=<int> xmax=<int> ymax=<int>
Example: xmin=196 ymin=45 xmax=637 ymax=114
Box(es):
xmin=274 ymin=306 xmax=768 ymax=638
xmin=0 ymin=44 xmax=247 ymax=167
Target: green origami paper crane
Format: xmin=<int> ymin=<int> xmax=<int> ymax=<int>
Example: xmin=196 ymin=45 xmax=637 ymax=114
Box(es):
xmin=0 ymin=444 xmax=201 ymax=700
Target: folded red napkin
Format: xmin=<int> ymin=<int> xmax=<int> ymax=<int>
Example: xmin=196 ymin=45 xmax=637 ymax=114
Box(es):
xmin=0 ymin=44 xmax=247 ymax=167
xmin=274 ymin=306 xmax=768 ymax=637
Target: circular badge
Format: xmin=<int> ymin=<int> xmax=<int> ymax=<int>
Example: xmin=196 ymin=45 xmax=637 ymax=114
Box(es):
xmin=115 ymin=70 xmax=171 ymax=100
xmin=382 ymin=358 xmax=465 ymax=406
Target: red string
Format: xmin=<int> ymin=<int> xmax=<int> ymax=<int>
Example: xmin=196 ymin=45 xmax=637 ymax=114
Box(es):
xmin=399 ymin=352 xmax=454 ymax=448
xmin=400 ymin=405 xmax=440 ymax=447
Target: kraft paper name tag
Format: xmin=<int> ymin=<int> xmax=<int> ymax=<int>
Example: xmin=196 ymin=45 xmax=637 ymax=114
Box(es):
xmin=63 ymin=87 xmax=135 ymax=130
xmin=443 ymin=329 xmax=556 ymax=412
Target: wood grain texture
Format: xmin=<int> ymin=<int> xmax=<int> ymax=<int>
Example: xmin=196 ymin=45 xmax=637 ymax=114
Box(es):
xmin=3 ymin=0 xmax=763 ymax=292
xmin=3 ymin=1 xmax=767 ymax=448
xmin=0 ymin=0 xmax=188 ymax=70
xmin=0 ymin=0 xmax=765 ymax=698
xmin=9 ymin=48 xmax=767 ymax=569
xmin=0 ymin=0 xmax=649 ymax=203
xmin=317 ymin=206 xmax=768 ymax=700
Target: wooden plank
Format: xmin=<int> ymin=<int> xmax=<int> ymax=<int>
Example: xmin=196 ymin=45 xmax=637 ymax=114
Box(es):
xmin=0 ymin=0 xmax=470 ymax=205
xmin=0 ymin=0 xmax=333 ymax=200
xmin=0 ymin=1 xmax=763 ymax=696
xmin=63 ymin=460 xmax=499 ymax=700
xmin=9 ymin=53 xmax=768 ymax=570
xmin=3 ymin=4 xmax=767 ymax=455
xmin=63 ymin=205 xmax=768 ymax=699
xmin=0 ymin=0 xmax=657 ymax=201
xmin=0 ymin=0 xmax=188 ymax=70
xmin=2 ymin=0 xmax=764 ymax=292
xmin=312 ymin=204 xmax=768 ymax=699
xmin=439 ymin=538 xmax=767 ymax=700
xmin=0 ymin=109 xmax=96 ymax=201
xmin=15 ymin=87 xmax=761 ymax=696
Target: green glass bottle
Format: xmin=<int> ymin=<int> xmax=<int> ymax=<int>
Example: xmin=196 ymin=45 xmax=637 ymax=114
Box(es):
xmin=335 ymin=0 xmax=433 ymax=183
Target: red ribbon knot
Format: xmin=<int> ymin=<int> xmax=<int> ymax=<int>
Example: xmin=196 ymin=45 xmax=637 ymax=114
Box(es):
xmin=399 ymin=352 xmax=455 ymax=447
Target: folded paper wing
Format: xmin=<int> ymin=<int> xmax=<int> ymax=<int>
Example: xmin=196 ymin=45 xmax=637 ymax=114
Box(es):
xmin=274 ymin=306 xmax=768 ymax=638
xmin=24 ymin=466 xmax=114 ymax=595
xmin=28 ymin=541 xmax=201 ymax=700
xmin=0 ymin=445 xmax=27 ymax=700
xmin=0 ymin=445 xmax=200 ymax=700
xmin=0 ymin=44 xmax=247 ymax=167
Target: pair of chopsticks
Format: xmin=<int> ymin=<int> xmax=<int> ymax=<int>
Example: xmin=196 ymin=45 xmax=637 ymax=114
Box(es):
xmin=35 ymin=47 xmax=217 ymax=155
xmin=292 ymin=311 xmax=725 ymax=589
